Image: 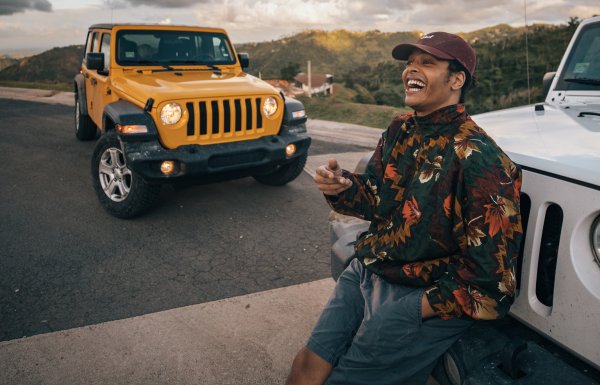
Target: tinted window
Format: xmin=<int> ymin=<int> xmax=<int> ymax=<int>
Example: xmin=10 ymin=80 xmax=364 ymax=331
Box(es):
xmin=555 ymin=22 xmax=600 ymax=91
xmin=115 ymin=30 xmax=236 ymax=66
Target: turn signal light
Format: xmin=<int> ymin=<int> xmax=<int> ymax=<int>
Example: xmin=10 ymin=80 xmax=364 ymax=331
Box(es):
xmin=116 ymin=124 xmax=148 ymax=134
xmin=285 ymin=144 xmax=296 ymax=157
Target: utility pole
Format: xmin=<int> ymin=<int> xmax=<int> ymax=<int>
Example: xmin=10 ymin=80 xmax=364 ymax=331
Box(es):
xmin=307 ymin=60 xmax=312 ymax=98
xmin=524 ymin=0 xmax=531 ymax=104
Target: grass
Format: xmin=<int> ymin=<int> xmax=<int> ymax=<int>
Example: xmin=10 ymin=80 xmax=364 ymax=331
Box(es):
xmin=297 ymin=84 xmax=409 ymax=129
xmin=0 ymin=80 xmax=71 ymax=92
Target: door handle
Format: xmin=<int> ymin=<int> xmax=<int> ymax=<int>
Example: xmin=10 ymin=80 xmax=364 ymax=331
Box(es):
xmin=91 ymin=78 xmax=97 ymax=86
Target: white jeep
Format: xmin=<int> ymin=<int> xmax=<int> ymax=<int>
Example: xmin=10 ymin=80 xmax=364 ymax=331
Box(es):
xmin=329 ymin=16 xmax=600 ymax=384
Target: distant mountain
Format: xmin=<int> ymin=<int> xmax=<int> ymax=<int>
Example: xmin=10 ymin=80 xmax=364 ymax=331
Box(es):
xmin=0 ymin=45 xmax=83 ymax=84
xmin=236 ymin=29 xmax=421 ymax=78
xmin=234 ymin=24 xmax=544 ymax=80
xmin=0 ymin=57 xmax=18 ymax=71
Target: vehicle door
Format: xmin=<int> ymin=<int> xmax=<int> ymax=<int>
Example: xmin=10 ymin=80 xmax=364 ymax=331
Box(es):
xmin=83 ymin=31 xmax=99 ymax=124
xmin=87 ymin=31 xmax=112 ymax=127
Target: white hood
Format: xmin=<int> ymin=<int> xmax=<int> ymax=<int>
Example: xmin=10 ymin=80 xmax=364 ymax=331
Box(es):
xmin=472 ymin=103 xmax=600 ymax=187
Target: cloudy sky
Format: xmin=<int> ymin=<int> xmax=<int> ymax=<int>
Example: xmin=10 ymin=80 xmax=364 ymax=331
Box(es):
xmin=1 ymin=0 xmax=599 ymax=53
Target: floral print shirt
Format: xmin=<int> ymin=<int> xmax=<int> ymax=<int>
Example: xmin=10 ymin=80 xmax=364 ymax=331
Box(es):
xmin=326 ymin=104 xmax=523 ymax=320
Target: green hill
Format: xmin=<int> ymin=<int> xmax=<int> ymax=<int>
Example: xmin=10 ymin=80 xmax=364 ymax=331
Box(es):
xmin=236 ymin=21 xmax=578 ymax=114
xmin=237 ymin=29 xmax=421 ymax=78
xmin=0 ymin=45 xmax=83 ymax=90
xmin=0 ymin=57 xmax=19 ymax=71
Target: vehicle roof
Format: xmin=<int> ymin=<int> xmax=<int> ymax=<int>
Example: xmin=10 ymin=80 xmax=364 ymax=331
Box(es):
xmin=88 ymin=23 xmax=226 ymax=33
xmin=580 ymin=14 xmax=600 ymax=26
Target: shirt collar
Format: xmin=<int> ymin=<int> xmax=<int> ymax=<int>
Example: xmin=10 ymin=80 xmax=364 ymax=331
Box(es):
xmin=411 ymin=104 xmax=467 ymax=132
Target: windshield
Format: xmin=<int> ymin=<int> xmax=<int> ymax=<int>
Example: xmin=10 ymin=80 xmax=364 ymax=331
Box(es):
xmin=555 ymin=22 xmax=600 ymax=91
xmin=115 ymin=30 xmax=237 ymax=67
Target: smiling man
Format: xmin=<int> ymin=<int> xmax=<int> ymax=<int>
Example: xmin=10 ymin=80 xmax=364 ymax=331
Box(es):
xmin=285 ymin=33 xmax=523 ymax=385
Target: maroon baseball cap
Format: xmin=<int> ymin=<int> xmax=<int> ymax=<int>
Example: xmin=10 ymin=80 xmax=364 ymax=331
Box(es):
xmin=392 ymin=32 xmax=476 ymax=78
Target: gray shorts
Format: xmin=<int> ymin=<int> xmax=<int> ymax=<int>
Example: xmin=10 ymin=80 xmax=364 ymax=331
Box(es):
xmin=308 ymin=259 xmax=474 ymax=385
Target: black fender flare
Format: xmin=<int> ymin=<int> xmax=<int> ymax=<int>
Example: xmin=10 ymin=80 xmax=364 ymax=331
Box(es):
xmin=282 ymin=97 xmax=307 ymax=126
xmin=102 ymin=100 xmax=159 ymax=141
xmin=73 ymin=73 xmax=88 ymax=116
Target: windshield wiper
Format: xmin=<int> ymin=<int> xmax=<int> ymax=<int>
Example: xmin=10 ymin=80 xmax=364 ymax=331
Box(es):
xmin=177 ymin=61 xmax=222 ymax=75
xmin=134 ymin=60 xmax=223 ymax=75
xmin=135 ymin=61 xmax=175 ymax=72
xmin=563 ymin=77 xmax=600 ymax=86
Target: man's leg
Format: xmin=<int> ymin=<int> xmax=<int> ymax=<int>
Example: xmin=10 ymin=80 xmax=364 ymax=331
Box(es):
xmin=325 ymin=274 xmax=474 ymax=385
xmin=285 ymin=259 xmax=367 ymax=385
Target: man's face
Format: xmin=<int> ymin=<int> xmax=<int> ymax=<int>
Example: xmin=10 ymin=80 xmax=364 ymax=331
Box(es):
xmin=402 ymin=50 xmax=464 ymax=116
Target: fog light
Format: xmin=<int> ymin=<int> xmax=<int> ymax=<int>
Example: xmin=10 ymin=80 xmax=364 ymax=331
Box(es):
xmin=160 ymin=161 xmax=176 ymax=175
xmin=285 ymin=144 xmax=296 ymax=157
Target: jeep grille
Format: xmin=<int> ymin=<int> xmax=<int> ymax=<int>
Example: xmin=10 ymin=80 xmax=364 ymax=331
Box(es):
xmin=186 ymin=97 xmax=265 ymax=140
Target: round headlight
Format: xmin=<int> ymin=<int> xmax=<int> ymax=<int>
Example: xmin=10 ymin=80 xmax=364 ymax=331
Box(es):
xmin=263 ymin=96 xmax=278 ymax=118
xmin=160 ymin=103 xmax=182 ymax=125
xmin=592 ymin=215 xmax=600 ymax=266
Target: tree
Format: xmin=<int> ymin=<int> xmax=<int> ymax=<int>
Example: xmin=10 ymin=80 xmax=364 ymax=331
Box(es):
xmin=280 ymin=62 xmax=301 ymax=81
xmin=567 ymin=16 xmax=581 ymax=30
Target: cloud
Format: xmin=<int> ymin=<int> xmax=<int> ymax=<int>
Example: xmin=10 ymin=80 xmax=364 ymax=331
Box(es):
xmin=116 ymin=0 xmax=211 ymax=8
xmin=197 ymin=0 xmax=401 ymax=39
xmin=0 ymin=0 xmax=52 ymax=15
xmin=2 ymin=0 xmax=599 ymax=51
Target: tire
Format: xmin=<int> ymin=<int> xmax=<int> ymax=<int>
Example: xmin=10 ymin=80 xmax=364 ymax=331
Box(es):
xmin=253 ymin=152 xmax=308 ymax=186
xmin=91 ymin=132 xmax=161 ymax=218
xmin=432 ymin=351 xmax=465 ymax=385
xmin=75 ymin=95 xmax=97 ymax=141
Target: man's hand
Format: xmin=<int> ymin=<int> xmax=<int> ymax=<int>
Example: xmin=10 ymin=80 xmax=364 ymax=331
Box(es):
xmin=314 ymin=158 xmax=353 ymax=196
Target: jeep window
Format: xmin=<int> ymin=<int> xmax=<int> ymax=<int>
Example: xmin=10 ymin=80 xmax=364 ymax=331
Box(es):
xmin=115 ymin=30 xmax=236 ymax=67
xmin=82 ymin=31 xmax=94 ymax=64
xmin=84 ymin=32 xmax=94 ymax=54
xmin=555 ymin=22 xmax=600 ymax=91
xmin=89 ymin=32 xmax=99 ymax=53
xmin=100 ymin=33 xmax=111 ymax=73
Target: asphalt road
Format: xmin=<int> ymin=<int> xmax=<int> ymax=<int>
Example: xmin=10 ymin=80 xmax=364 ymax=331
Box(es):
xmin=0 ymin=98 xmax=370 ymax=342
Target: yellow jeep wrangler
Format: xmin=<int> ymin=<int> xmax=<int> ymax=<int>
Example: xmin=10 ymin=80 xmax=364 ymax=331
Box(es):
xmin=74 ymin=24 xmax=310 ymax=218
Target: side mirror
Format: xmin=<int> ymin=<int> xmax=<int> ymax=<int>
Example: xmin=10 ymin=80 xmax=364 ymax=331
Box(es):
xmin=85 ymin=52 xmax=105 ymax=71
xmin=543 ymin=72 xmax=556 ymax=98
xmin=237 ymin=52 xmax=249 ymax=69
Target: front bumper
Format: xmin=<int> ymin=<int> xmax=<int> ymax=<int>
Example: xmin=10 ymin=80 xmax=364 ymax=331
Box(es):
xmin=121 ymin=125 xmax=311 ymax=182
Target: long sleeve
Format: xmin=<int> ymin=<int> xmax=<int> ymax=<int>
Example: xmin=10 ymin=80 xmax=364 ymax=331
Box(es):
xmin=424 ymin=150 xmax=523 ymax=320
xmin=324 ymin=133 xmax=386 ymax=222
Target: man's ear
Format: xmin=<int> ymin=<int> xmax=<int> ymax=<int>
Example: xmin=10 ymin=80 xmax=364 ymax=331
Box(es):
xmin=451 ymin=71 xmax=466 ymax=91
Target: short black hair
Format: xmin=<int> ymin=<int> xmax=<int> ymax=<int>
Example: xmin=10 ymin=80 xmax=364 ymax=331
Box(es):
xmin=448 ymin=60 xmax=475 ymax=103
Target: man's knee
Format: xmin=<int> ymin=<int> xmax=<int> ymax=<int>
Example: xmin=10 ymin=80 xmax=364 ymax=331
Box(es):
xmin=285 ymin=346 xmax=332 ymax=385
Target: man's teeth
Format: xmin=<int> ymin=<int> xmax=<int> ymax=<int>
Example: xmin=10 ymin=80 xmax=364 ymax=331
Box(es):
xmin=407 ymin=79 xmax=425 ymax=92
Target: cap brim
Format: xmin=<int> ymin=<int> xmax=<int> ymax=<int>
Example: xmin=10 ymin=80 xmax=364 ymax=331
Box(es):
xmin=392 ymin=43 xmax=455 ymax=61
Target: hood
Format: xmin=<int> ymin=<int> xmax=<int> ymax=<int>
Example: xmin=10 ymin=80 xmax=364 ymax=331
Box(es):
xmin=472 ymin=103 xmax=600 ymax=187
xmin=111 ymin=68 xmax=279 ymax=104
